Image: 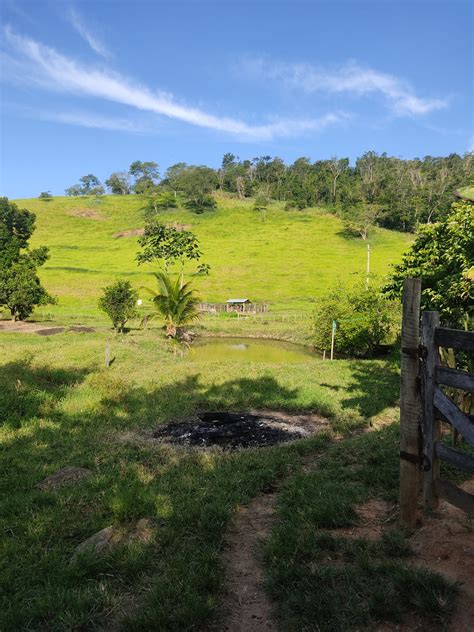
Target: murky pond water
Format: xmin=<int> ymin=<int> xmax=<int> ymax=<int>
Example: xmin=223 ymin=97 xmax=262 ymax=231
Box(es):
xmin=190 ymin=337 xmax=315 ymax=363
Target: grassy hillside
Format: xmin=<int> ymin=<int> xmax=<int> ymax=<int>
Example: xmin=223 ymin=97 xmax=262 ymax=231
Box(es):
xmin=15 ymin=194 xmax=412 ymax=320
xmin=458 ymin=185 xmax=474 ymax=200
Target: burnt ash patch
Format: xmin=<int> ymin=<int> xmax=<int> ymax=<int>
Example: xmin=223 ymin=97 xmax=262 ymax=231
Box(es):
xmin=154 ymin=411 xmax=317 ymax=449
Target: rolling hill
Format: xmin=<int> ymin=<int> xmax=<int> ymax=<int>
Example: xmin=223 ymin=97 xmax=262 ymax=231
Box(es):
xmin=14 ymin=194 xmax=413 ymax=320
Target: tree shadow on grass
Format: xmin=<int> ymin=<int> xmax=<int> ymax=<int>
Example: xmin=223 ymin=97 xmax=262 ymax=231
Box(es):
xmin=321 ymin=360 xmax=400 ymax=419
xmin=99 ymin=373 xmax=316 ymax=429
xmin=1 ymin=368 xmax=331 ymax=631
xmin=0 ymin=359 xmax=91 ymax=427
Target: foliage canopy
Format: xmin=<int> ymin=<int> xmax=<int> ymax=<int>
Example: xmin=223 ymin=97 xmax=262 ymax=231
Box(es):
xmin=384 ymin=201 xmax=473 ymax=327
xmin=137 ymin=221 xmax=201 ymax=271
xmin=313 ymin=284 xmax=394 ymax=357
xmin=0 ymin=198 xmax=55 ymax=320
xmin=98 ymin=280 xmax=139 ymax=333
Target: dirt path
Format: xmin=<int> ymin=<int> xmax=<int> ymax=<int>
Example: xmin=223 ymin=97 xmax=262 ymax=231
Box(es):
xmin=216 ymin=448 xmax=326 ymax=632
xmin=0 ymin=321 xmax=95 ymax=335
xmin=218 ymin=487 xmax=279 ymax=632
xmin=217 ymin=458 xmax=474 ymax=632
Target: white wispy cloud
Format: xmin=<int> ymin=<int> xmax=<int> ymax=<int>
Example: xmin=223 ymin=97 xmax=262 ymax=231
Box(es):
xmin=37 ymin=110 xmax=153 ymax=134
xmin=238 ymin=57 xmax=448 ymax=116
xmin=67 ymin=7 xmax=111 ymax=59
xmin=1 ymin=27 xmax=345 ymax=141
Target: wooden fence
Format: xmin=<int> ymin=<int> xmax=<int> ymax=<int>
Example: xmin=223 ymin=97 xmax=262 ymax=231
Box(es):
xmin=400 ymin=279 xmax=474 ymax=527
xmin=198 ymin=302 xmax=269 ymax=314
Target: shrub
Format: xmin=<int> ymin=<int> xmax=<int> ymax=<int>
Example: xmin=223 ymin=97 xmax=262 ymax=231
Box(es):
xmin=313 ymin=285 xmax=394 ymax=357
xmin=98 ymin=280 xmax=139 ymax=333
xmin=284 ymin=199 xmax=306 ymax=211
xmin=184 ymin=194 xmax=216 ymax=214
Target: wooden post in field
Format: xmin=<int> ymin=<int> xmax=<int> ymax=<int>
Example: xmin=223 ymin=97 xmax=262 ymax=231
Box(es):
xmin=105 ymin=341 xmax=111 ymax=368
xmin=323 ymin=350 xmax=326 ymax=361
xmin=365 ymin=244 xmax=371 ymax=290
xmin=330 ymin=320 xmax=337 ymax=361
xmin=399 ymin=278 xmax=422 ymax=528
xmin=421 ymin=311 xmax=440 ymax=510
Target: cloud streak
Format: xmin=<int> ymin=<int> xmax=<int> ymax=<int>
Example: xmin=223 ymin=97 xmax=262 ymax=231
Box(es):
xmin=67 ymin=7 xmax=111 ymax=59
xmin=1 ymin=27 xmax=345 ymax=140
xmin=239 ymin=57 xmax=448 ymax=116
xmin=37 ymin=110 xmax=153 ymax=133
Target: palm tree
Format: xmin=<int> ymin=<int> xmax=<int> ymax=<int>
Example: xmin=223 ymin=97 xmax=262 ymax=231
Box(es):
xmin=146 ymin=271 xmax=199 ymax=339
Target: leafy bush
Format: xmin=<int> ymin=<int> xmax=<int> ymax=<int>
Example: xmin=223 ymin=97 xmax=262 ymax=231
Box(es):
xmin=98 ymin=280 xmax=138 ymax=333
xmin=284 ymin=199 xmax=305 ymax=211
xmin=0 ymin=198 xmax=55 ymax=320
xmin=384 ymin=201 xmax=474 ymax=328
xmin=184 ymin=194 xmax=216 ymax=214
xmin=313 ymin=285 xmax=394 ymax=357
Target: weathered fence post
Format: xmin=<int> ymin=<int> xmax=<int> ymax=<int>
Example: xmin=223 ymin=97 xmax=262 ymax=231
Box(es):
xmin=399 ymin=278 xmax=422 ymax=528
xmin=422 ymin=311 xmax=441 ymax=509
xmin=330 ymin=320 xmax=337 ymax=361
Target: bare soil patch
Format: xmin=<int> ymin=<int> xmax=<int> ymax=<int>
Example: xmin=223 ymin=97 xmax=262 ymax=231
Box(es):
xmin=69 ymin=208 xmax=106 ymax=220
xmin=154 ymin=410 xmax=328 ymax=450
xmin=167 ymin=222 xmax=192 ymax=232
xmin=0 ymin=321 xmax=52 ymax=333
xmin=69 ymin=325 xmax=96 ymax=333
xmin=36 ymin=327 xmax=66 ymax=336
xmin=0 ymin=321 xmax=96 ymax=335
xmin=334 ymin=481 xmax=474 ymax=632
xmin=113 ymin=228 xmax=145 ymax=238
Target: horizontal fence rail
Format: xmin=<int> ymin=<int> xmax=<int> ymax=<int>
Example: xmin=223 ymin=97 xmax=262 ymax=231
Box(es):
xmin=422 ymin=312 xmax=474 ymax=516
xmin=435 ymin=327 xmax=474 ymax=352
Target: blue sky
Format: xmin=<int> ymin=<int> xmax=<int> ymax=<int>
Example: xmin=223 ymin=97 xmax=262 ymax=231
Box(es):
xmin=0 ymin=0 xmax=472 ymax=198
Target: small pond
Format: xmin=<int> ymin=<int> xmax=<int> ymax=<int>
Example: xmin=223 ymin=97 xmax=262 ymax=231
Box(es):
xmin=190 ymin=337 xmax=315 ymax=363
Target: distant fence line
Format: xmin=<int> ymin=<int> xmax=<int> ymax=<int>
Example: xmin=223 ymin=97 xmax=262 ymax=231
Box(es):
xmin=198 ymin=302 xmax=269 ymax=314
xmin=201 ymin=310 xmax=311 ymax=323
xmin=25 ymin=305 xmax=313 ymax=324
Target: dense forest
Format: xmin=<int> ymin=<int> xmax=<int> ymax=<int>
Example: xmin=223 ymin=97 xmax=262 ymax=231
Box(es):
xmin=64 ymin=151 xmax=474 ymax=233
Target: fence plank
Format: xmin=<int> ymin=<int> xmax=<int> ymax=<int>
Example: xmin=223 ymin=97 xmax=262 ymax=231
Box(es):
xmin=436 ymin=366 xmax=474 ymax=392
xmin=435 ymin=478 xmax=474 ymax=516
xmin=399 ymin=278 xmax=422 ymax=527
xmin=435 ymin=327 xmax=474 ymax=351
xmin=434 ymin=388 xmax=474 ymax=446
xmin=422 ymin=311 xmax=440 ymax=510
xmin=435 ymin=442 xmax=474 ymax=473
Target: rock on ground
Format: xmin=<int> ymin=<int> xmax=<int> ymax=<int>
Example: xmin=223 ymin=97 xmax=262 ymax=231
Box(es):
xmin=36 ymin=466 xmax=92 ymax=491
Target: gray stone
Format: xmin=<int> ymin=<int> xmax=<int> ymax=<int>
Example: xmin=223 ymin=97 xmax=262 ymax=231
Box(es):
xmin=71 ymin=519 xmax=156 ymax=563
xmin=71 ymin=526 xmax=118 ymax=561
xmin=36 ymin=466 xmax=92 ymax=491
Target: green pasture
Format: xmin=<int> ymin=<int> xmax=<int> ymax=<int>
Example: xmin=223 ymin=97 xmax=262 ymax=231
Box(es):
xmin=0 ymin=329 xmax=456 ymax=630
xmin=14 ymin=194 xmax=412 ymax=321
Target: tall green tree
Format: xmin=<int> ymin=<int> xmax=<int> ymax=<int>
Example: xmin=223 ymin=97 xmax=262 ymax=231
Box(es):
xmin=129 ymin=161 xmax=160 ymax=194
xmin=79 ymin=174 xmax=102 ymax=194
xmin=105 ymin=172 xmax=131 ymax=195
xmin=0 ymin=198 xmax=55 ymax=320
xmin=137 ymin=221 xmax=201 ymax=271
xmin=384 ymin=201 xmax=474 ymax=327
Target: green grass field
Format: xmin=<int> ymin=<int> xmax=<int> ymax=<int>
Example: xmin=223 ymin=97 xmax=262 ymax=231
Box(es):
xmin=14 ymin=193 xmax=412 ymax=320
xmin=2 ymin=196 xmax=459 ymax=631
xmin=0 ymin=330 xmax=457 ymax=631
